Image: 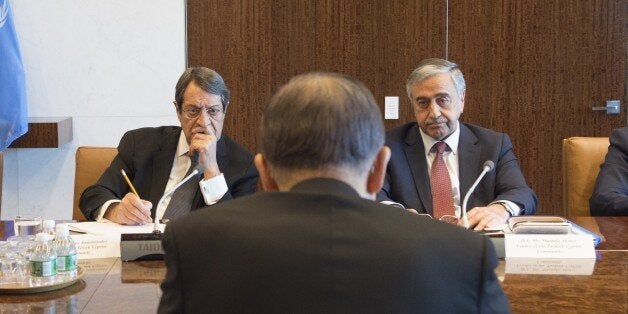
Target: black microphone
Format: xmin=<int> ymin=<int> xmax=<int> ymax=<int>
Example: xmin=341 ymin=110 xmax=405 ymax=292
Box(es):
xmin=461 ymin=160 xmax=495 ymax=228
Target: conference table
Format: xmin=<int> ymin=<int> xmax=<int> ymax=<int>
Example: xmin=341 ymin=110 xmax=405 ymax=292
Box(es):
xmin=0 ymin=217 xmax=625 ymax=313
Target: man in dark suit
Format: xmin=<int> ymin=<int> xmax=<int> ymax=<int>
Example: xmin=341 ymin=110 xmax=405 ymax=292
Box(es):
xmin=80 ymin=67 xmax=258 ymax=224
xmin=159 ymin=72 xmax=510 ymax=313
xmin=378 ymin=58 xmax=537 ymax=230
xmin=590 ymin=126 xmax=628 ymax=216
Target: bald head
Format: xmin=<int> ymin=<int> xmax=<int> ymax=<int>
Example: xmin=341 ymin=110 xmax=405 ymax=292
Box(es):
xmin=259 ymin=72 xmax=385 ymax=186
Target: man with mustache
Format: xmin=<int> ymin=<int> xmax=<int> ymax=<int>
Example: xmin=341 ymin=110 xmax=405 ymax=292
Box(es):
xmin=378 ymin=58 xmax=537 ymax=230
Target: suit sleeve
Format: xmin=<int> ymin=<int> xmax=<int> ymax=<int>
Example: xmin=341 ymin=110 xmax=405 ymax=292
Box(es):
xmin=478 ymin=237 xmax=510 ymax=313
xmin=79 ymin=131 xmax=136 ymax=220
xmin=590 ymin=128 xmax=628 ymax=216
xmin=158 ymin=226 xmax=184 ymax=313
xmin=376 ymin=171 xmax=394 ymax=202
xmin=219 ymin=155 xmax=259 ymax=202
xmin=494 ymin=134 xmax=538 ymax=214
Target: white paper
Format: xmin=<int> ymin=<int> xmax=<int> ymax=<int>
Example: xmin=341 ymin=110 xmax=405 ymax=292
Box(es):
xmin=71 ymin=233 xmax=120 ymax=259
xmin=67 ymin=222 xmax=166 ymax=260
xmin=68 ymin=221 xmax=165 ymax=237
xmin=505 ymin=257 xmax=595 ymax=275
xmin=505 ymin=234 xmax=596 ymax=259
xmin=384 ymin=96 xmax=399 ymax=119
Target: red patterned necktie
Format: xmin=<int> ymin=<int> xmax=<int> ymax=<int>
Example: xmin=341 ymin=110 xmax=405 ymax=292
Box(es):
xmin=431 ymin=141 xmax=454 ymax=218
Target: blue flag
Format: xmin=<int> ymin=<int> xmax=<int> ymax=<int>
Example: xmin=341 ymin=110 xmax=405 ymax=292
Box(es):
xmin=0 ymin=0 xmax=27 ymax=150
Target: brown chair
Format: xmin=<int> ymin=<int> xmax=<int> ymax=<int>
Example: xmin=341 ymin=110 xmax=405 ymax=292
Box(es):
xmin=73 ymin=146 xmax=118 ymax=221
xmin=562 ymin=137 xmax=610 ymax=217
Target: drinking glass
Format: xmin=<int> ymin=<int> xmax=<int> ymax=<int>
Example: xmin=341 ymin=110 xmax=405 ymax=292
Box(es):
xmin=13 ymin=216 xmax=42 ymax=237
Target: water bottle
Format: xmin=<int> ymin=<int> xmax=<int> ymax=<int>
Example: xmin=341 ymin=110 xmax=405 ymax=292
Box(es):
xmin=54 ymin=224 xmax=77 ymax=272
xmin=42 ymin=220 xmax=56 ymax=239
xmin=29 ymin=233 xmax=57 ymax=277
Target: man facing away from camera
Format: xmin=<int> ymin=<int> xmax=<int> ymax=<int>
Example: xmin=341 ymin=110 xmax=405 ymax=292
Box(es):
xmin=158 ymin=72 xmax=510 ymax=313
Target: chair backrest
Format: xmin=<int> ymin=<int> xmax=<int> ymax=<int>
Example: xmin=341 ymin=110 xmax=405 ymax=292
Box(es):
xmin=562 ymin=137 xmax=610 ymax=217
xmin=73 ymin=146 xmax=118 ymax=221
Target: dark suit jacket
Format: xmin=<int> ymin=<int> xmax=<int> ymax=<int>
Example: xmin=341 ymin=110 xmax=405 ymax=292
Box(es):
xmin=79 ymin=126 xmax=259 ymax=220
xmin=378 ymin=122 xmax=537 ymax=215
xmin=590 ymin=127 xmax=628 ymax=216
xmin=159 ymin=178 xmax=510 ymax=314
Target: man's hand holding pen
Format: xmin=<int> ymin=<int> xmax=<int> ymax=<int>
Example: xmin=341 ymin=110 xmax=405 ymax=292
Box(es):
xmin=104 ymin=169 xmax=152 ymax=225
xmin=104 ymin=193 xmax=152 ymax=225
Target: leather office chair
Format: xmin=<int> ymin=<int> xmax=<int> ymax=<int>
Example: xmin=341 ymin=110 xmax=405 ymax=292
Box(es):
xmin=562 ymin=137 xmax=610 ymax=216
xmin=73 ymin=146 xmax=117 ymax=221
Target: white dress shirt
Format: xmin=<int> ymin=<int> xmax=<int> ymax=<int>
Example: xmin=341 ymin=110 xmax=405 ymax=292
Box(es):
xmin=96 ymin=131 xmax=229 ymax=222
xmin=418 ymin=122 xmax=521 ymax=217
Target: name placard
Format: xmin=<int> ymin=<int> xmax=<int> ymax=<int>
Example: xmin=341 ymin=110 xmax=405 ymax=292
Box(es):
xmin=71 ymin=234 xmax=120 ymax=259
xmin=505 ymin=234 xmax=596 ymax=259
xmin=505 ymin=257 xmax=595 ymax=275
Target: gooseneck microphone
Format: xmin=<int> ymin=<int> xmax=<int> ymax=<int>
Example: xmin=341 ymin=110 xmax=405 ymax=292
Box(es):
xmin=121 ymin=153 xmax=202 ymax=261
xmin=153 ymin=153 xmax=201 ymax=233
xmin=461 ymin=160 xmax=495 ymax=229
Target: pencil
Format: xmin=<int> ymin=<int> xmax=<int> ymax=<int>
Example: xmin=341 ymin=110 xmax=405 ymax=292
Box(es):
xmin=120 ymin=169 xmax=140 ymax=197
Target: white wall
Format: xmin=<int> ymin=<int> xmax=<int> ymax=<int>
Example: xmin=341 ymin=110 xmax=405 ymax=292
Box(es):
xmin=2 ymin=0 xmax=186 ymax=219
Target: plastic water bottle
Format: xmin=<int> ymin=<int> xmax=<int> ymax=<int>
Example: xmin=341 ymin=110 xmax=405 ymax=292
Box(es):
xmin=29 ymin=233 xmax=57 ymax=277
xmin=54 ymin=224 xmax=77 ymax=272
xmin=42 ymin=220 xmax=56 ymax=239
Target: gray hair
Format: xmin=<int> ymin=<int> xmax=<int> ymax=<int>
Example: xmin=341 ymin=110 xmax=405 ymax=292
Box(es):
xmin=260 ymin=72 xmax=384 ymax=174
xmin=405 ymin=58 xmax=466 ymax=99
xmin=175 ymin=67 xmax=230 ymax=111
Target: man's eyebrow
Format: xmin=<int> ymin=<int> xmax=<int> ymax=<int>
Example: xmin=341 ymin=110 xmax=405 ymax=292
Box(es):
xmin=414 ymin=92 xmax=451 ymax=101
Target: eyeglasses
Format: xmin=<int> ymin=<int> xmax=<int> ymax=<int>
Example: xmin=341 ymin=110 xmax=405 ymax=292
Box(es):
xmin=180 ymin=106 xmax=224 ymax=119
xmin=417 ymin=213 xmax=460 ymax=225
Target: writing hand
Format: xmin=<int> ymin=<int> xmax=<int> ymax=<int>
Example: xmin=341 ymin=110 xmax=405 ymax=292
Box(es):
xmin=104 ymin=193 xmax=152 ymax=225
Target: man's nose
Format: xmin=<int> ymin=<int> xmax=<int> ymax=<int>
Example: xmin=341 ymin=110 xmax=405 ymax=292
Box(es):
xmin=427 ymin=101 xmax=441 ymax=117
xmin=196 ymin=109 xmax=210 ymax=125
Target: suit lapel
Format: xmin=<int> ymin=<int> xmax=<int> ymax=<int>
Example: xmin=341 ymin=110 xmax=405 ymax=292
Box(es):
xmin=149 ymin=128 xmax=180 ymax=208
xmin=458 ymin=124 xmax=480 ymax=211
xmin=403 ymin=126 xmax=432 ymax=214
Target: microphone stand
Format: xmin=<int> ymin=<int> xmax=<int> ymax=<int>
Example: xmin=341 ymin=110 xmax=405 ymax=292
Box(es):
xmin=153 ymin=169 xmax=200 ymax=233
xmin=121 ymin=159 xmax=201 ymax=261
xmin=461 ymin=161 xmax=494 ymax=229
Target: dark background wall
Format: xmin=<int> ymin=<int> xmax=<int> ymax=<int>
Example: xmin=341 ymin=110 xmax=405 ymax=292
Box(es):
xmin=187 ymin=0 xmax=626 ymax=216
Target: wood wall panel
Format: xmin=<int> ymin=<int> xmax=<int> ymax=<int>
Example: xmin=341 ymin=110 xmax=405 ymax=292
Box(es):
xmin=188 ymin=0 xmax=446 ymax=151
xmin=188 ymin=0 xmax=625 ymax=216
xmin=448 ymin=0 xmax=625 ymax=215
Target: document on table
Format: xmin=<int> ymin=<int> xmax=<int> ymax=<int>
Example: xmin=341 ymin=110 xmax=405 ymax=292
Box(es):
xmin=67 ymin=221 xmax=165 ymax=237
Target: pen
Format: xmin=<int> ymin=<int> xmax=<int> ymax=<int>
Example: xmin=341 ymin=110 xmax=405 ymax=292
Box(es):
xmin=120 ymin=169 xmax=140 ymax=197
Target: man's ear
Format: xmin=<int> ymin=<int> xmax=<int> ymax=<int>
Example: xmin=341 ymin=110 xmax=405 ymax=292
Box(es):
xmin=366 ymin=146 xmax=391 ymax=195
xmin=254 ymin=154 xmax=279 ymax=191
xmin=459 ymin=89 xmax=465 ymax=113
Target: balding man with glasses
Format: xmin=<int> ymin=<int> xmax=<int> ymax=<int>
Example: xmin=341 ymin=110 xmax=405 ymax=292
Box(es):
xmin=80 ymin=67 xmax=259 ymax=225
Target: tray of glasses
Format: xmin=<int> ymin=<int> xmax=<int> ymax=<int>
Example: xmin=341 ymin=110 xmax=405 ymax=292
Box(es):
xmin=0 ymin=266 xmax=85 ymax=294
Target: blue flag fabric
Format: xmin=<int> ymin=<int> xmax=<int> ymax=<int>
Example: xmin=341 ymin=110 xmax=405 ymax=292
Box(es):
xmin=0 ymin=0 xmax=27 ymax=150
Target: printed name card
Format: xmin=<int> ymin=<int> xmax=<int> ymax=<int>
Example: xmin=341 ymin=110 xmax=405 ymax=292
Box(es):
xmin=505 ymin=258 xmax=596 ymax=275
xmin=505 ymin=234 xmax=596 ymax=259
xmin=71 ymin=234 xmax=121 ymax=259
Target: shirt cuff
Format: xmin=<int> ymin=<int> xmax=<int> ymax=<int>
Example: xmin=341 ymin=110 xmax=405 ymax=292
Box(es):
xmin=490 ymin=200 xmax=521 ymax=216
xmin=97 ymin=200 xmax=121 ymax=222
xmin=380 ymin=201 xmax=405 ymax=209
xmin=199 ymin=173 xmax=228 ymax=205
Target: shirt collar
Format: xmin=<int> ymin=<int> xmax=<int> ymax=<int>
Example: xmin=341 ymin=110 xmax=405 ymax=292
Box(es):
xmin=419 ymin=121 xmax=460 ymax=154
xmin=175 ymin=131 xmax=190 ymax=157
